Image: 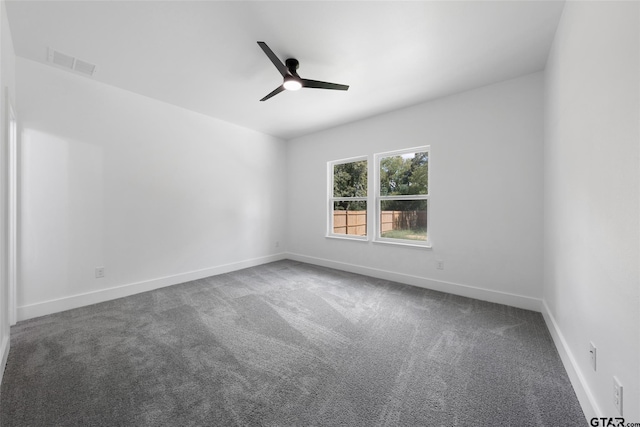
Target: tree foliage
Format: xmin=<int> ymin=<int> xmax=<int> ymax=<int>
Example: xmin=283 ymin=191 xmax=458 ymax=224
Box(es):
xmin=333 ymin=160 xmax=367 ymax=197
xmin=331 ymin=153 xmax=428 ymax=212
xmin=380 ymin=152 xmax=428 ymax=211
xmin=333 ymin=160 xmax=367 ymax=210
xmin=379 ymin=152 xmax=428 ymax=196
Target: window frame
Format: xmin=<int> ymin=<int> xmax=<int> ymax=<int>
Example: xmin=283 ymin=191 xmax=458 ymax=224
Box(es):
xmin=326 ymin=155 xmax=369 ymax=241
xmin=374 ymin=146 xmax=431 ymax=248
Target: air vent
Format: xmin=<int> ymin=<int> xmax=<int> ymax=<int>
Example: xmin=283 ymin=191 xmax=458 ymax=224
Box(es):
xmin=51 ymin=50 xmax=74 ymax=69
xmin=47 ymin=48 xmax=97 ymax=76
xmin=73 ymin=59 xmax=96 ymax=76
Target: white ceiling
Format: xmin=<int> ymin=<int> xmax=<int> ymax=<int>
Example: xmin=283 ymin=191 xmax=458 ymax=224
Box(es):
xmin=5 ymin=1 xmax=565 ymax=140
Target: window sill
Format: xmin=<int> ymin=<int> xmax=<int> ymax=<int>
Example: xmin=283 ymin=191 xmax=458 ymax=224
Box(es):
xmin=325 ymin=234 xmax=369 ymax=242
xmin=325 ymin=234 xmax=432 ymax=249
xmin=372 ymin=239 xmax=432 ymax=249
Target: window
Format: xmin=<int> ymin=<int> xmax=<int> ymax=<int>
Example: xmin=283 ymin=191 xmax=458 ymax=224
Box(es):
xmin=328 ymin=157 xmax=368 ymax=239
xmin=327 ymin=147 xmax=430 ymax=248
xmin=375 ymin=147 xmax=429 ymax=246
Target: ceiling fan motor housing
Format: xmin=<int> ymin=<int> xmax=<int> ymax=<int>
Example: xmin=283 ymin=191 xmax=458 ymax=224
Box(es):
xmin=285 ymin=58 xmax=299 ymax=75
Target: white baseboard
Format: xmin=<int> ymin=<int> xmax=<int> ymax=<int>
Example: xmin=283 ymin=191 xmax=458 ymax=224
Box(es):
xmin=286 ymin=252 xmax=542 ymax=312
xmin=0 ymin=333 xmax=9 ymax=389
xmin=541 ymin=300 xmax=598 ymax=420
xmin=17 ymin=253 xmax=287 ymax=321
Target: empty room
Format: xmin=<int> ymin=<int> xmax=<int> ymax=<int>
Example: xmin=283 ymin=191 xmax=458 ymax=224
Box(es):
xmin=0 ymin=0 xmax=638 ymax=425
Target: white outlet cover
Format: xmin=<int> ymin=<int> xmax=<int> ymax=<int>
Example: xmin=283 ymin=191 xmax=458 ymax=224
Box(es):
xmin=589 ymin=342 xmax=596 ymax=371
xmin=613 ymin=376 xmax=623 ymax=416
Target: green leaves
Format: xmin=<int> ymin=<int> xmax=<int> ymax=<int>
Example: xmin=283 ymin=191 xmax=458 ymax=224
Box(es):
xmin=380 ymin=151 xmax=428 ymax=197
xmin=331 ymin=153 xmax=428 ymax=212
xmin=333 ymin=160 xmax=367 ymax=198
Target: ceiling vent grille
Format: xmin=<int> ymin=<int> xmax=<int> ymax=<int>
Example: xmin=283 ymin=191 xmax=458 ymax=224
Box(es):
xmin=73 ymin=59 xmax=96 ymax=76
xmin=47 ymin=48 xmax=97 ymax=77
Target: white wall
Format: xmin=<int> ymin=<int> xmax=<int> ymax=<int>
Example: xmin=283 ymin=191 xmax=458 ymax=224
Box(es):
xmin=286 ymin=73 xmax=544 ymax=310
xmin=16 ymin=58 xmax=287 ymax=320
xmin=543 ymin=1 xmax=639 ymax=420
xmin=0 ymin=0 xmax=16 ymax=385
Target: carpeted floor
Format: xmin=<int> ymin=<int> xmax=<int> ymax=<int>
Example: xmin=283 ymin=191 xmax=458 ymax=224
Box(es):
xmin=1 ymin=260 xmax=585 ymax=426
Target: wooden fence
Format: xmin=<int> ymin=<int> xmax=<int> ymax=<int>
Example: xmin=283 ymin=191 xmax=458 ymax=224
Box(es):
xmin=333 ymin=210 xmax=366 ymax=236
xmin=380 ymin=210 xmax=427 ymax=233
xmin=333 ymin=210 xmax=426 ymax=236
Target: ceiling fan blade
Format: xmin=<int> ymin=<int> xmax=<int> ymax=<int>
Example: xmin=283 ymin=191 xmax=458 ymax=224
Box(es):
xmin=301 ymin=79 xmax=349 ymax=91
xmin=260 ymin=85 xmax=285 ymax=102
xmin=257 ymin=41 xmax=289 ymax=78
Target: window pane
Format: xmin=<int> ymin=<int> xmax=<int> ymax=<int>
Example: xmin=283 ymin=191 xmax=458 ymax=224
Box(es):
xmin=333 ymin=201 xmax=367 ymax=236
xmin=380 ymin=152 xmax=428 ymax=196
xmin=333 ymin=160 xmax=367 ymax=198
xmin=380 ymin=200 xmax=427 ymax=241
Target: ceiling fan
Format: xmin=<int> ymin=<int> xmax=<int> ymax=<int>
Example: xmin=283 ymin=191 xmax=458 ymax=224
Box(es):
xmin=257 ymin=41 xmax=349 ymax=102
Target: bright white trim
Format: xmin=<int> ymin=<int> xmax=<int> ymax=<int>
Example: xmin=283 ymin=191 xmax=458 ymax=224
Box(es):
xmin=325 ymin=235 xmax=368 ymax=242
xmin=374 ymin=146 xmax=431 ymax=247
xmin=379 ymin=194 xmax=428 ymax=201
xmin=332 ymin=197 xmax=367 ymax=202
xmin=7 ymin=94 xmax=17 ymax=326
xmin=329 ymin=155 xmax=369 ymax=167
xmin=372 ymin=239 xmax=432 ymax=249
xmin=0 ymin=334 xmax=9 ymax=388
xmin=17 ymin=253 xmax=286 ymax=321
xmin=286 ymin=252 xmax=541 ymax=311
xmin=374 ymin=145 xmax=430 ymax=159
xmin=327 ymin=156 xmax=369 ymax=239
xmin=541 ymin=300 xmax=598 ymax=421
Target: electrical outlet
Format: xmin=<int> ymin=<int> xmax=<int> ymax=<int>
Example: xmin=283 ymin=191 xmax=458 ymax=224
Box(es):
xmin=275 ymin=241 xmax=280 ymax=248
xmin=95 ymin=267 xmax=105 ymax=278
xmin=613 ymin=377 xmax=623 ymax=416
xmin=589 ymin=342 xmax=596 ymax=371
xmin=436 ymin=260 xmax=444 ymax=270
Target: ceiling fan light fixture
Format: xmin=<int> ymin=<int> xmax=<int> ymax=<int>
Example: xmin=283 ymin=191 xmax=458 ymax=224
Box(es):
xmin=257 ymin=42 xmax=349 ymax=101
xmin=283 ymin=76 xmax=302 ymax=91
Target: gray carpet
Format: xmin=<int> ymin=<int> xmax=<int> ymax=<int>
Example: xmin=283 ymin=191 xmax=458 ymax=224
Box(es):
xmin=1 ymin=260 xmax=585 ymax=426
